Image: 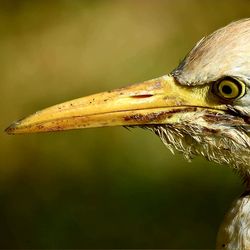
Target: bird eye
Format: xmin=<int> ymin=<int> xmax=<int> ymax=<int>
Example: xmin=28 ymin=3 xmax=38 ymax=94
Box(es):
xmin=214 ymin=78 xmax=246 ymax=100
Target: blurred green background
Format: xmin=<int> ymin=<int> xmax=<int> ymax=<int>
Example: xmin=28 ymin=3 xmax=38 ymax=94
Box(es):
xmin=1 ymin=0 xmax=249 ymax=248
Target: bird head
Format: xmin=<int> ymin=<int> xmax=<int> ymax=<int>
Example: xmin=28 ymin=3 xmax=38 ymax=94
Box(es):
xmin=5 ymin=19 xmax=250 ymax=178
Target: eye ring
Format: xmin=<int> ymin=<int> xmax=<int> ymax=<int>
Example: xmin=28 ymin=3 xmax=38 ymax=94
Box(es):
xmin=214 ymin=77 xmax=246 ymax=100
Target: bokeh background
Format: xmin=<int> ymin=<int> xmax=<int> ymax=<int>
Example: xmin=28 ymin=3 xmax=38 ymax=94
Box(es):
xmin=1 ymin=0 xmax=249 ymax=248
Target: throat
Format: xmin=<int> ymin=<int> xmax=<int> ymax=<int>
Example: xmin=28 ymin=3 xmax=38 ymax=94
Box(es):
xmin=146 ymin=122 xmax=250 ymax=173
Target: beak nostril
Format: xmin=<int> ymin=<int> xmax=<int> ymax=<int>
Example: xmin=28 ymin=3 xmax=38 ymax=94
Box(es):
xmin=130 ymin=94 xmax=153 ymax=99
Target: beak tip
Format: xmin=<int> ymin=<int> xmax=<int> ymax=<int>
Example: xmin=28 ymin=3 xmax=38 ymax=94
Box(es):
xmin=5 ymin=121 xmax=20 ymax=135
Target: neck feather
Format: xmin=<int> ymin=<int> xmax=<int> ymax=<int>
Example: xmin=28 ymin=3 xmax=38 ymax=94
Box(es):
xmin=216 ymin=191 xmax=250 ymax=249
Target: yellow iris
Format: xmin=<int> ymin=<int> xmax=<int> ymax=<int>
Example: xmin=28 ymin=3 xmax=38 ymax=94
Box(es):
xmin=216 ymin=78 xmax=245 ymax=100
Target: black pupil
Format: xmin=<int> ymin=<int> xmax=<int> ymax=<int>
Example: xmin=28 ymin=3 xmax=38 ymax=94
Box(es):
xmin=222 ymin=85 xmax=233 ymax=95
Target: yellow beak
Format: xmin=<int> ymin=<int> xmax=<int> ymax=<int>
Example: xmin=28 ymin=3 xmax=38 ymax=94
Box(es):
xmin=5 ymin=75 xmax=224 ymax=134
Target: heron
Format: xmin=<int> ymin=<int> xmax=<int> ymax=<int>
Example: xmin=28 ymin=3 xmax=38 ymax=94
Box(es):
xmin=5 ymin=18 xmax=250 ymax=249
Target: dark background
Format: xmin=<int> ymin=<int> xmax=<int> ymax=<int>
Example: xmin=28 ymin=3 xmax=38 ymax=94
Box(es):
xmin=1 ymin=0 xmax=249 ymax=248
